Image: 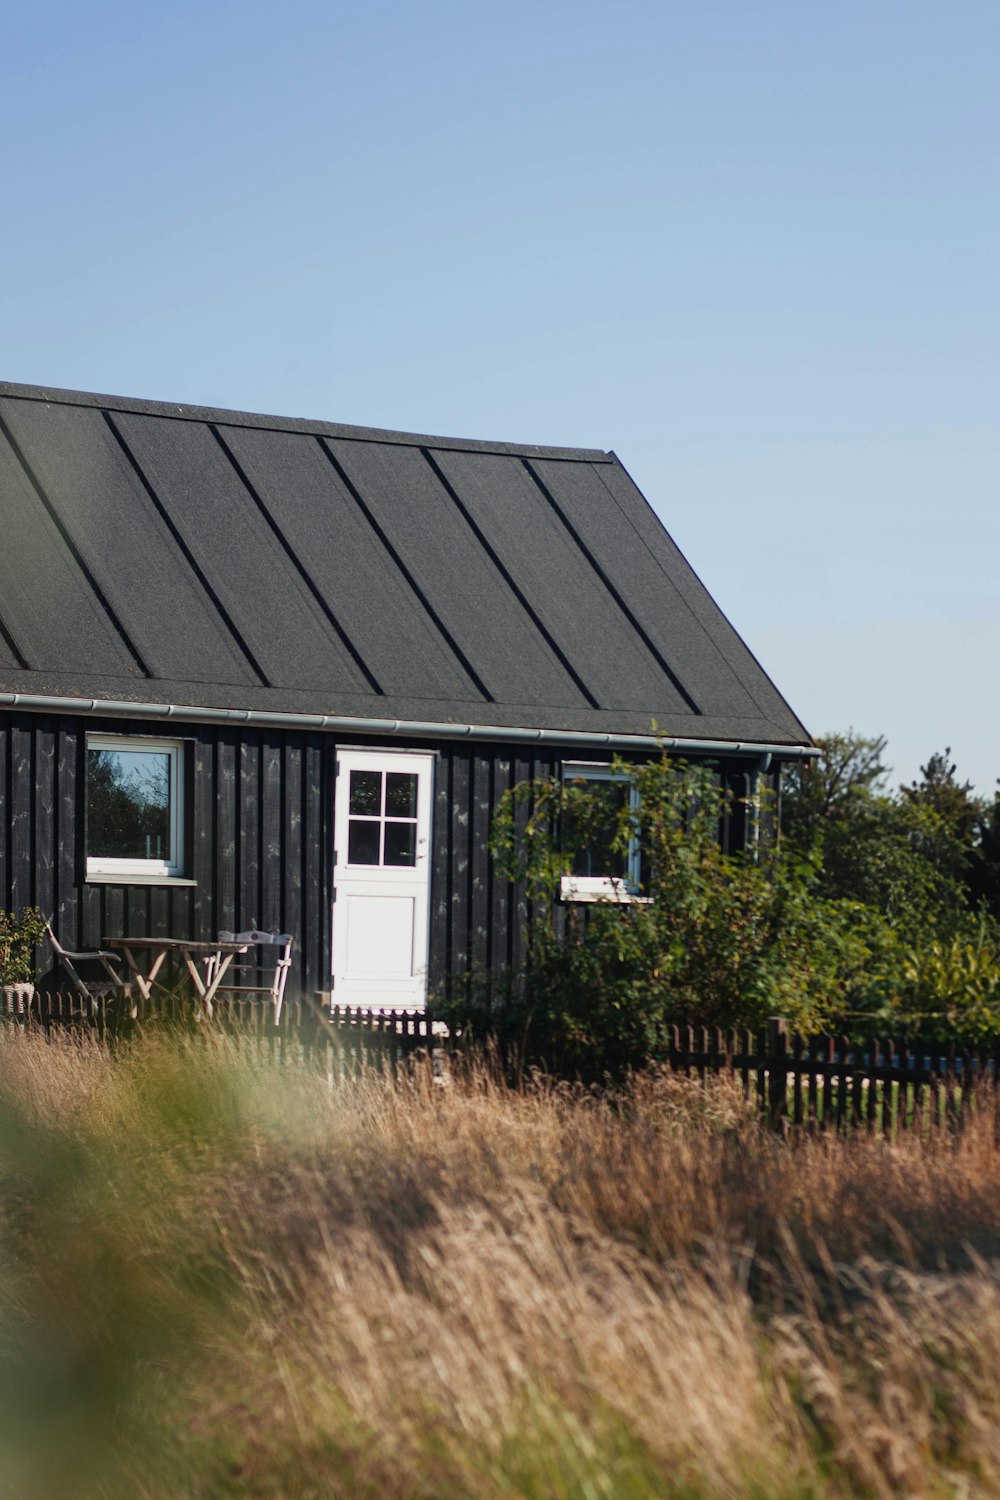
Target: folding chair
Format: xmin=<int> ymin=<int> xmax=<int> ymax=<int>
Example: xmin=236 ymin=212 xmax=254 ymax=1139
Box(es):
xmin=45 ymin=920 xmax=132 ymax=1008
xmin=206 ymin=930 xmax=294 ymax=1022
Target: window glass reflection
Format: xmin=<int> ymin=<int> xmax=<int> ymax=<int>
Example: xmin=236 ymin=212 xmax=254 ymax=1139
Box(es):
xmin=349 ymin=770 xmax=382 ymax=816
xmin=567 ymin=780 xmax=629 ymax=881
xmin=87 ymin=748 xmax=171 ymax=861
xmin=348 ymin=821 xmax=380 ymax=865
xmin=383 ymin=823 xmax=417 ymax=867
xmin=385 ymin=772 xmax=417 ymax=818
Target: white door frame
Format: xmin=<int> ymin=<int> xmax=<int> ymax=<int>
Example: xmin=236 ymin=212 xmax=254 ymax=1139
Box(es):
xmin=331 ymin=748 xmax=434 ymax=1010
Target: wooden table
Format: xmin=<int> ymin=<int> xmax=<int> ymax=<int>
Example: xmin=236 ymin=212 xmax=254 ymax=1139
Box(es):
xmin=107 ymin=937 xmax=250 ymax=1017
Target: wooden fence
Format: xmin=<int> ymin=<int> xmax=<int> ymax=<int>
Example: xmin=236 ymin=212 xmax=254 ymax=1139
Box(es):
xmin=5 ymin=997 xmax=999 ymax=1133
xmin=5 ymin=989 xmax=438 ymax=1076
xmin=665 ymin=1017 xmax=999 ymax=1135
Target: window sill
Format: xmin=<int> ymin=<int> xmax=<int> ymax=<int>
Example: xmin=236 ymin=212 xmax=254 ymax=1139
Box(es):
xmin=85 ymin=874 xmax=198 ymax=888
xmin=560 ymin=879 xmax=652 ymax=905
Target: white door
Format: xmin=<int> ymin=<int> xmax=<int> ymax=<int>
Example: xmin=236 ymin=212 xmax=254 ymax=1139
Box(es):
xmin=332 ymin=750 xmax=434 ymax=1009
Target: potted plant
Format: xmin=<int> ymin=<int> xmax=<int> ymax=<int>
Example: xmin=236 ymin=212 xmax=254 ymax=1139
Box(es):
xmin=0 ymin=906 xmax=46 ymax=1013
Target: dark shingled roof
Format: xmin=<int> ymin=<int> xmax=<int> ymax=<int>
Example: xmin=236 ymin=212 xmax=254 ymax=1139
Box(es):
xmin=0 ymin=381 xmax=810 ymax=746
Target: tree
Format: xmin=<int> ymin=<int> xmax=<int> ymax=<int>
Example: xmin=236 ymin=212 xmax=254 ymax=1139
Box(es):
xmin=899 ymin=748 xmax=980 ymax=887
xmin=969 ymin=788 xmax=1000 ymax=922
xmin=781 ymin=731 xmax=890 ymax=849
xmin=783 ymin=733 xmax=978 ymax=943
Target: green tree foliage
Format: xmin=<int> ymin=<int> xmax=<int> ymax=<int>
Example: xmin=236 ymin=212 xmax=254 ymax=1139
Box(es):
xmin=457 ymin=734 xmax=1000 ymax=1071
xmin=782 ymin=736 xmax=979 ymax=941
xmin=448 ymin=755 xmax=875 ymax=1079
xmin=783 ymin=734 xmax=1000 ymax=1037
xmin=969 ymin=789 xmax=1000 ymax=921
xmin=780 ymin=730 xmax=890 ymax=849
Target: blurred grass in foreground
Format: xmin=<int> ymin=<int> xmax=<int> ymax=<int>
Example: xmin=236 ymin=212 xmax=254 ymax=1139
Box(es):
xmin=2 ymin=1027 xmax=1000 ymax=1497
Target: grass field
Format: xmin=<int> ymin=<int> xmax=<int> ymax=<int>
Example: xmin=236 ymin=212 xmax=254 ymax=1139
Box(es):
xmin=3 ymin=1026 xmax=1000 ymax=1498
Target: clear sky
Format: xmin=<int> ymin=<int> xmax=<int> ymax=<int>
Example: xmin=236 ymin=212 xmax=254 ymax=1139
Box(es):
xmin=2 ymin=1 xmax=997 ymax=792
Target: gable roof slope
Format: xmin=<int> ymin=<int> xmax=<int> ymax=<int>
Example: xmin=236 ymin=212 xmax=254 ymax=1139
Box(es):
xmin=0 ymin=381 xmax=810 ymax=747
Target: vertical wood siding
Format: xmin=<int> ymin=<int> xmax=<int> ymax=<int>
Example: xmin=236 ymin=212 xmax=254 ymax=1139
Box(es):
xmin=0 ymin=711 xmax=772 ymax=1002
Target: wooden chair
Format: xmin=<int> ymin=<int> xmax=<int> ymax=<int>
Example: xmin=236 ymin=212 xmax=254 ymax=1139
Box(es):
xmin=44 ymin=920 xmax=131 ymax=1006
xmin=206 ymin=929 xmax=294 ymax=1023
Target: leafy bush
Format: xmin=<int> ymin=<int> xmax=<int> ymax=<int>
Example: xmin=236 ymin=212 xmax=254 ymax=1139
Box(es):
xmin=851 ymin=927 xmax=1000 ymax=1042
xmin=0 ymin=906 xmax=46 ymax=986
xmin=446 ymin=755 xmax=868 ymax=1078
xmin=439 ymin=737 xmax=1000 ymax=1069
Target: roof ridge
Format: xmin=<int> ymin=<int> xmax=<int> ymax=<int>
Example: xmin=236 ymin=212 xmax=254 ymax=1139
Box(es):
xmin=0 ymin=380 xmax=614 ymax=462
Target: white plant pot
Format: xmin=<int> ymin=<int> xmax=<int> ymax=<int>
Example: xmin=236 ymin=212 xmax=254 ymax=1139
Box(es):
xmin=3 ymin=983 xmax=35 ymax=1015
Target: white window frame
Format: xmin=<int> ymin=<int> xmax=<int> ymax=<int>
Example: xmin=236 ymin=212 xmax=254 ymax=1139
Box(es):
xmin=559 ymin=762 xmax=648 ymax=903
xmin=85 ymin=735 xmax=185 ymax=879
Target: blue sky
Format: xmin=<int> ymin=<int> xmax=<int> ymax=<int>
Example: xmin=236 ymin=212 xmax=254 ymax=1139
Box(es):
xmin=2 ymin=1 xmax=997 ymax=791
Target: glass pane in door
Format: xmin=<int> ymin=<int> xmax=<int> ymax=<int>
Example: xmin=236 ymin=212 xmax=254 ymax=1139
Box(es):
xmin=385 ymin=772 xmax=418 ymax=818
xmin=348 ymin=821 xmax=380 ymax=865
xmin=349 ymin=770 xmax=382 ymax=816
xmin=383 ymin=822 xmax=417 ymax=866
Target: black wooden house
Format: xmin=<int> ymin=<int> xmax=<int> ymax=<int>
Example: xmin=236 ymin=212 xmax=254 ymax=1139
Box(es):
xmin=0 ymin=381 xmax=813 ymax=1006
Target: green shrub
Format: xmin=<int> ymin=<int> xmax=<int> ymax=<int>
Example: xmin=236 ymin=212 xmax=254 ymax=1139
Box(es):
xmin=445 ymin=755 xmax=868 ymax=1078
xmin=0 ymin=906 xmax=46 ymax=986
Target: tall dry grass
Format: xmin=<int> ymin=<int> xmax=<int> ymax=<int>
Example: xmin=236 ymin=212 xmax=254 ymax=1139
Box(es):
xmin=2 ymin=1025 xmax=1000 ymax=1497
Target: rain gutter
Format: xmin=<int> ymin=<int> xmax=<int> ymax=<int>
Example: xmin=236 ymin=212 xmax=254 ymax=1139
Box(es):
xmin=0 ymin=693 xmax=819 ymax=760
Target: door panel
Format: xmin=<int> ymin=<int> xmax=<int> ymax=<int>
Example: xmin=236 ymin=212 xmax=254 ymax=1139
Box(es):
xmin=345 ymin=894 xmax=416 ymax=976
xmin=332 ymin=751 xmax=433 ymax=1008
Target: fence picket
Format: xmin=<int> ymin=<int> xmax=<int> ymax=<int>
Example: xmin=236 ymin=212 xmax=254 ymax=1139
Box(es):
xmin=866 ymin=1039 xmax=879 ymax=1134
xmin=850 ymin=1039 xmax=864 ymax=1128
xmin=806 ymin=1035 xmax=819 ymax=1133
xmin=917 ymin=1044 xmax=929 ymax=1134
xmin=881 ymin=1038 xmax=895 ymax=1138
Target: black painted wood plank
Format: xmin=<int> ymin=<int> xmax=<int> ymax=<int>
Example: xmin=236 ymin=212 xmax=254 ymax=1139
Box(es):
xmin=725 ymin=764 xmax=749 ymax=853
xmin=260 ymin=734 xmax=282 ymax=930
xmin=450 ymin=748 xmax=471 ymax=996
xmin=10 ymin=722 xmax=33 ymax=912
xmin=80 ymin=881 xmax=102 ymax=951
xmin=33 ymin=718 xmax=56 ymax=926
xmin=470 ymin=748 xmax=491 ymax=982
xmin=302 ymin=735 xmax=325 ymax=995
xmin=168 ymin=882 xmax=194 ymax=944
xmin=55 ymin=723 xmax=79 ymax=945
xmin=124 ymin=885 xmax=148 ymax=940
xmin=215 ymin=732 xmax=238 ymax=933
xmin=281 ymin=735 xmax=303 ymax=992
xmin=238 ymin=733 xmax=261 ymax=931
xmin=102 ymin=885 xmax=124 ymax=949
xmin=0 ymin=723 xmax=8 ymax=909
xmin=490 ymin=750 xmax=512 ymax=982
xmin=192 ymin=735 xmax=215 ymax=937
xmin=148 ymin=880 xmax=169 ymax=940
xmin=429 ymin=748 xmax=450 ymax=999
xmin=510 ymin=748 xmax=534 ymax=980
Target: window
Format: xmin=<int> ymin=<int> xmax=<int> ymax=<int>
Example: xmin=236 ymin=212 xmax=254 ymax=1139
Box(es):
xmin=346 ymin=767 xmax=419 ymax=867
xmin=559 ymin=763 xmax=645 ymax=902
xmin=86 ymin=736 xmax=184 ymax=878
